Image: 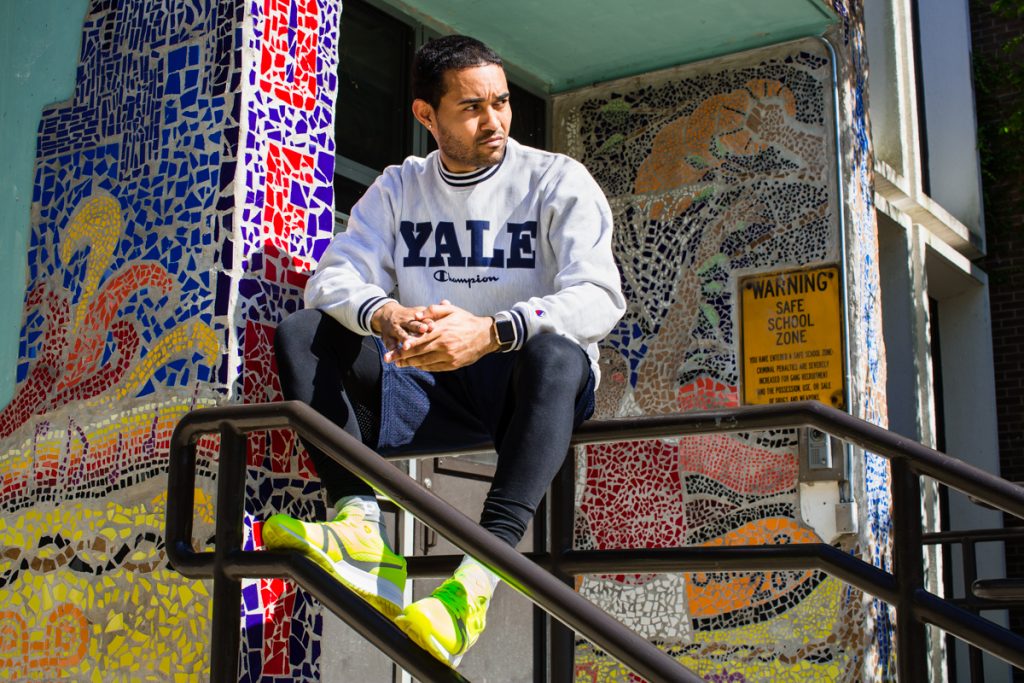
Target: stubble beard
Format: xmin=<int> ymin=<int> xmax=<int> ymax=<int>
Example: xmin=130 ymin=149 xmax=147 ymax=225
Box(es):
xmin=437 ymin=126 xmax=506 ymax=171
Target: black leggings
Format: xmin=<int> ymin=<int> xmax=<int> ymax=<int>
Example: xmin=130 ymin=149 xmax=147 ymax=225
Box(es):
xmin=274 ymin=308 xmax=593 ymax=547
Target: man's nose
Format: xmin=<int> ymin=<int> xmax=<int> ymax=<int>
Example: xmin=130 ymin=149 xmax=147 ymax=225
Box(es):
xmin=481 ymin=106 xmax=502 ymax=132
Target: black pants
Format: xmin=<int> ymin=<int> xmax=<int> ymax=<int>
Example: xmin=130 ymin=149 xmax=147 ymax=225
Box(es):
xmin=274 ymin=308 xmax=594 ymax=547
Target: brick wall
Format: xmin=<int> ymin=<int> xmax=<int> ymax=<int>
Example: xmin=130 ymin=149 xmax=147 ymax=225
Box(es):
xmin=969 ymin=0 xmax=1024 ymax=643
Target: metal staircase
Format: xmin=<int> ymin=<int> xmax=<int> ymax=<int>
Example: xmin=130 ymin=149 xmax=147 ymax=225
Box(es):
xmin=165 ymin=400 xmax=1024 ymax=682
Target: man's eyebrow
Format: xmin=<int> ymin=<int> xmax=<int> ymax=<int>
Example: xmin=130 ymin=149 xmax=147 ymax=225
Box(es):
xmin=457 ymin=92 xmax=511 ymax=105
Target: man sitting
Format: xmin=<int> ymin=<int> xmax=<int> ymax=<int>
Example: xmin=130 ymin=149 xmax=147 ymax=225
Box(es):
xmin=264 ymin=34 xmax=624 ymax=667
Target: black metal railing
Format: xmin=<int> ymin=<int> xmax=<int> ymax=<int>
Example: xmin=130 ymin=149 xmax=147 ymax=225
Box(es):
xmin=166 ymin=399 xmax=1024 ymax=682
xmin=922 ymin=526 xmax=1024 ymax=681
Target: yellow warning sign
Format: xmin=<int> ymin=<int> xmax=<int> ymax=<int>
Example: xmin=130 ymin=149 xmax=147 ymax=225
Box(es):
xmin=740 ymin=266 xmax=845 ymax=408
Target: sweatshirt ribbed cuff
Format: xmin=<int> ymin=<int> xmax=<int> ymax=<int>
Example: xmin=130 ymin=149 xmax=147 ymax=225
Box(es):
xmin=358 ymin=296 xmax=396 ymax=336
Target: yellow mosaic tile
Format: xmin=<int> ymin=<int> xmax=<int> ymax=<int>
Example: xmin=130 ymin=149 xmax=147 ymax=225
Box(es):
xmin=0 ymin=494 xmax=213 ymax=681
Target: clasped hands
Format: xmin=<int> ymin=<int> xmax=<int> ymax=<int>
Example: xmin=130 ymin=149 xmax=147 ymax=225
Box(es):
xmin=370 ymin=300 xmax=500 ymax=372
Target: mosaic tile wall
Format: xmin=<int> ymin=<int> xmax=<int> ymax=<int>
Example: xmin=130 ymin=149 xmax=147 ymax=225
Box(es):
xmin=824 ymin=0 xmax=896 ymax=677
xmin=0 ymin=0 xmax=340 ymax=680
xmin=234 ymin=0 xmax=339 ymax=679
xmin=554 ymin=24 xmax=892 ymax=682
xmin=1 ymin=0 xmax=890 ymax=680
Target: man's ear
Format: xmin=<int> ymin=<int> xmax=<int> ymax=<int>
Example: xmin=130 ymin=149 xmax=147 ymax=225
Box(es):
xmin=412 ymin=99 xmax=435 ymax=131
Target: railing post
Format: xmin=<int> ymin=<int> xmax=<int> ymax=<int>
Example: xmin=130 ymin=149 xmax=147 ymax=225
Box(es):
xmin=892 ymin=457 xmax=929 ymax=681
xmin=962 ymin=540 xmax=985 ymax=682
xmin=533 ymin=497 xmax=549 ymax=683
xmin=548 ymin=449 xmax=577 ymax=682
xmin=210 ymin=424 xmax=248 ymax=683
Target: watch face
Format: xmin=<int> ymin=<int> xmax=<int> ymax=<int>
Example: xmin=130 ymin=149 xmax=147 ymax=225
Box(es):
xmin=496 ymin=319 xmax=515 ymax=345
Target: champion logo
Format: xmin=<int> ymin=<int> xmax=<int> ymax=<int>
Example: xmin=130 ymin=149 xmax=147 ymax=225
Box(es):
xmin=535 ymin=309 xmax=546 ymax=317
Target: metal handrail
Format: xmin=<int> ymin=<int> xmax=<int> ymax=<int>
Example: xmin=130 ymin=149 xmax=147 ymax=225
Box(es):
xmin=167 ymin=410 xmax=472 ymax=683
xmin=923 ymin=526 xmax=1024 ymax=609
xmin=167 ymin=401 xmax=703 ymax=683
xmin=920 ymin=526 xmax=1024 ymax=682
xmin=166 ymin=399 xmax=1024 ymax=682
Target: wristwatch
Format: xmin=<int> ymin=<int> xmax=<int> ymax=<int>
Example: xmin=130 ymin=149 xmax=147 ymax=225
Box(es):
xmin=493 ymin=315 xmax=516 ymax=352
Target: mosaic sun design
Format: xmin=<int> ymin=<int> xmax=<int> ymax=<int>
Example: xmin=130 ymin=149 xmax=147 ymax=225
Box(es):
xmin=554 ymin=38 xmax=874 ymax=681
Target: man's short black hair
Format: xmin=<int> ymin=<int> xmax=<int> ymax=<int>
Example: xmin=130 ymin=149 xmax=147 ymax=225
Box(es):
xmin=412 ymin=35 xmax=503 ymax=109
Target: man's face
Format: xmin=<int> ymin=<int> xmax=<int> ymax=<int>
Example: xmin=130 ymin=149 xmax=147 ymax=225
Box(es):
xmin=419 ymin=64 xmax=512 ymax=173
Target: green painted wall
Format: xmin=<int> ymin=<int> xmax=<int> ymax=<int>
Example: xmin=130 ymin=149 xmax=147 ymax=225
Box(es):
xmin=381 ymin=0 xmax=835 ymax=92
xmin=0 ymin=0 xmax=88 ymax=407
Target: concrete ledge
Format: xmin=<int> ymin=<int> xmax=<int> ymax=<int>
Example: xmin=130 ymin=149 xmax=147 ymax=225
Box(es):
xmin=874 ymin=160 xmax=984 ymax=258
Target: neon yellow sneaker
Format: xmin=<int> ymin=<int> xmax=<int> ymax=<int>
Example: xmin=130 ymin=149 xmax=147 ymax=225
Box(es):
xmin=394 ymin=565 xmax=493 ymax=667
xmin=262 ymin=508 xmax=406 ymax=619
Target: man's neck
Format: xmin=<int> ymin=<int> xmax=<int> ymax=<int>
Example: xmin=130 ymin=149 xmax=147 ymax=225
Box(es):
xmin=438 ymin=148 xmax=508 ymax=175
xmin=439 ymin=157 xmax=481 ymax=175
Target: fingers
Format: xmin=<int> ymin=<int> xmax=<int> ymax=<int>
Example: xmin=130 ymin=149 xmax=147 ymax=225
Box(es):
xmin=393 ymin=349 xmax=457 ymax=372
xmin=402 ymin=319 xmax=432 ymax=335
xmin=379 ymin=305 xmax=435 ymax=362
xmin=384 ymin=324 xmax=439 ymax=363
xmin=386 ymin=324 xmax=411 ymax=348
xmin=398 ymin=359 xmax=456 ymax=372
xmin=392 ymin=331 xmax=435 ymax=358
xmin=381 ymin=302 xmax=466 ymax=366
xmin=381 ymin=333 xmax=410 ymax=363
xmin=381 ymin=317 xmax=416 ymax=360
xmin=390 ymin=306 xmax=431 ymax=334
xmin=422 ymin=301 xmax=458 ymax=320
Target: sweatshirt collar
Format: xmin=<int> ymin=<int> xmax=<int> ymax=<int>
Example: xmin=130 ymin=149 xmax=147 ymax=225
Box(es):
xmin=436 ymin=140 xmax=512 ymax=188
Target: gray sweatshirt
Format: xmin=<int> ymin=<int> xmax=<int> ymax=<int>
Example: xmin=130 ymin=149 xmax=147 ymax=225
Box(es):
xmin=305 ymin=138 xmax=626 ymax=384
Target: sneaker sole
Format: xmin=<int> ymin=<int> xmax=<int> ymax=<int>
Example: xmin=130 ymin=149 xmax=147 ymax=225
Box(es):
xmin=263 ymin=522 xmax=404 ymax=619
xmin=394 ymin=613 xmax=463 ymax=668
